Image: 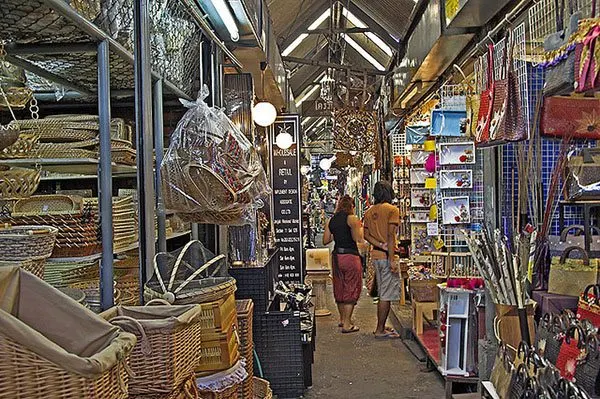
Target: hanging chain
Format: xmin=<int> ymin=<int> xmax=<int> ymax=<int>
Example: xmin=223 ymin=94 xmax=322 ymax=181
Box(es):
xmin=29 ymin=96 xmax=39 ymax=120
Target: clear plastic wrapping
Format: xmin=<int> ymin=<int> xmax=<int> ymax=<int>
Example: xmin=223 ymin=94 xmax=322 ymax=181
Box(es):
xmin=161 ymin=86 xmax=271 ymax=225
xmin=566 ymin=147 xmax=600 ymax=200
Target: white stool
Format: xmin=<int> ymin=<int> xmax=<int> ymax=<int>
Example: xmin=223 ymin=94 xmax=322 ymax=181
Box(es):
xmin=305 ymin=270 xmax=331 ymax=317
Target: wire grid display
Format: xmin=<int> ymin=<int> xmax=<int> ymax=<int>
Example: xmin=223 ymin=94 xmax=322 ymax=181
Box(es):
xmin=390 ymin=123 xmax=407 ymax=156
xmin=528 ymin=0 xmax=598 ymax=60
xmin=440 ymin=84 xmax=467 ymax=110
xmin=0 ymin=0 xmax=201 ymax=97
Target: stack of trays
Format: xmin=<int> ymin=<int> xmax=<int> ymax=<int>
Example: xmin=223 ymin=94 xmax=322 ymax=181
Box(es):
xmin=84 ymin=195 xmax=138 ymax=250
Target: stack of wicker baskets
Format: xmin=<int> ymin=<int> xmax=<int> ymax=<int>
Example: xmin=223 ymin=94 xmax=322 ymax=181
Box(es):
xmin=14 ymin=115 xmax=136 ymax=165
xmin=236 ymin=299 xmax=254 ymax=399
xmin=0 ymin=224 xmax=57 ymax=278
xmin=83 ymin=195 xmax=138 ymax=250
xmin=6 ymin=194 xmax=101 ymax=258
xmin=114 ymin=253 xmax=140 ymax=306
xmin=252 ymin=378 xmax=273 ymax=399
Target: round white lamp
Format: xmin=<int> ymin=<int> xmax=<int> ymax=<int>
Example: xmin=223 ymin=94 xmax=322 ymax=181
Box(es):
xmin=319 ymin=158 xmax=332 ymax=171
xmin=252 ymin=101 xmax=277 ymax=127
xmin=300 ymin=165 xmax=310 ymax=175
xmin=275 ymin=131 xmax=293 ymax=149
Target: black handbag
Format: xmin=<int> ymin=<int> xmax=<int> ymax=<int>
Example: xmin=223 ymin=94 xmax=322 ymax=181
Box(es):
xmin=512 ymin=363 xmax=530 ymax=398
xmin=574 ymin=333 xmax=600 ymax=397
xmin=544 ymin=314 xmax=569 ymax=365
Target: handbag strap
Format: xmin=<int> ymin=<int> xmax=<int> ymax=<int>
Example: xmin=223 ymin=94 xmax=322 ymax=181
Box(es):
xmin=560 ymin=245 xmax=591 ymax=266
xmin=582 ymin=284 xmax=600 ymax=304
xmin=485 ymin=44 xmax=495 ymax=90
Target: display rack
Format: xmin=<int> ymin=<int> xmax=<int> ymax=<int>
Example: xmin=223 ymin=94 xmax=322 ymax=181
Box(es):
xmin=0 ymin=0 xmax=224 ymax=309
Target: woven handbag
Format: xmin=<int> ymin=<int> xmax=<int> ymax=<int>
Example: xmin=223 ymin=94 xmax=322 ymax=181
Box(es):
xmin=510 ymin=362 xmax=529 ymax=399
xmin=574 ymin=333 xmax=600 ymax=396
xmin=556 ymin=324 xmax=587 ymax=380
xmin=566 ymin=148 xmax=600 ymax=201
xmin=549 ymin=246 xmax=599 ymax=298
xmin=537 ymin=313 xmax=564 ymax=363
xmin=488 ymin=36 xmax=509 ymax=146
xmin=475 ymin=45 xmax=495 ymax=147
xmin=490 ymin=344 xmax=515 ymax=398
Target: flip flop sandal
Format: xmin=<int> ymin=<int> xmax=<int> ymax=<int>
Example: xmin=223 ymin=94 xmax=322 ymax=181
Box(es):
xmin=374 ymin=331 xmax=401 ymax=339
xmin=341 ymin=326 xmax=360 ymax=334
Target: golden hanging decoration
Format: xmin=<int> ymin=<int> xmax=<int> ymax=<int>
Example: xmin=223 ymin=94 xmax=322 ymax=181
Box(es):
xmin=333 ymin=108 xmax=378 ymax=154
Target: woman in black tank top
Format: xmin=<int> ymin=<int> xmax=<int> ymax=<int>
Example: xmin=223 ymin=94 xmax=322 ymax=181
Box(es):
xmin=323 ymin=195 xmax=364 ymax=333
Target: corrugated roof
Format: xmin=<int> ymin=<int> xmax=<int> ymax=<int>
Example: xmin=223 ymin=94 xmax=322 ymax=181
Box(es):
xmin=350 ymin=0 xmax=416 ymax=40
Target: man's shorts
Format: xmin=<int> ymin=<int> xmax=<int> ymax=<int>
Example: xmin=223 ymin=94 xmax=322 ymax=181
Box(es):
xmin=372 ymin=259 xmax=401 ymax=301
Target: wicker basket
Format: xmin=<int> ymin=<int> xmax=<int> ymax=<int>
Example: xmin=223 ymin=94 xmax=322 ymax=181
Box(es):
xmin=44 ymin=259 xmax=99 ymax=288
xmin=236 ymin=300 xmax=254 ymax=399
xmin=0 ymin=123 xmax=21 ymax=151
xmin=129 ymin=377 xmax=201 ymax=399
xmin=0 ymin=165 xmax=41 ymax=199
xmin=12 ymin=194 xmax=82 ymax=215
xmin=0 ymin=86 xmax=32 ymax=109
xmin=199 ymin=293 xmax=237 ymax=335
xmin=0 ymin=225 xmax=58 ymax=260
xmin=196 ymin=360 xmax=248 ymax=399
xmin=197 ymin=324 xmax=240 ymax=373
xmin=0 ymin=131 xmax=39 ymax=158
xmin=0 ymin=257 xmax=45 ymax=279
xmin=101 ymin=302 xmax=204 ymax=396
xmin=112 ymin=148 xmax=136 ymax=165
xmin=252 ymin=378 xmax=272 ymax=399
xmin=0 ymin=266 xmax=136 ymax=399
xmin=36 ymin=146 xmax=98 ymax=159
xmin=58 ymin=287 xmax=86 ymax=306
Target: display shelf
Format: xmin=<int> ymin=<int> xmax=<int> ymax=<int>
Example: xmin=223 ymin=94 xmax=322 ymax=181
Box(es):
xmin=0 ymin=0 xmax=199 ymax=99
xmin=46 ymin=229 xmax=191 ymax=263
xmin=0 ymin=158 xmax=136 ymax=175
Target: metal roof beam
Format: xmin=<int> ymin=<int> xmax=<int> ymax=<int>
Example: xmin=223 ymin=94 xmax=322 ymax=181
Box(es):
xmin=280 ymin=1 xmax=331 ymax=51
xmin=302 ymin=27 xmax=372 ymax=34
xmin=283 ymin=56 xmax=387 ymax=76
xmin=346 ymin=1 xmax=399 ymax=51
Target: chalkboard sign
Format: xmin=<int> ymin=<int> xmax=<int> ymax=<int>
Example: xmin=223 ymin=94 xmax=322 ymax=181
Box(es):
xmin=268 ymin=115 xmax=303 ymax=283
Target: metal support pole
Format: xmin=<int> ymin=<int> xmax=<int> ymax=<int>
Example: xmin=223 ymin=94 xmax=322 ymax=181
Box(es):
xmin=97 ymin=40 xmax=114 ymax=311
xmin=153 ymin=79 xmax=167 ymax=253
xmin=134 ymin=0 xmax=157 ymax=302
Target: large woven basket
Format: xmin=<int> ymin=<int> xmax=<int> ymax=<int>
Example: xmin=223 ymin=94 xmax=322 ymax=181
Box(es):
xmin=12 ymin=194 xmax=83 ymax=215
xmin=0 ymin=123 xmax=21 ymax=151
xmin=0 ymin=257 xmax=46 ymax=279
xmin=0 ymin=131 xmax=39 ymax=158
xmin=129 ymin=377 xmax=201 ymax=399
xmin=197 ymin=323 xmax=240 ymax=373
xmin=0 ymin=165 xmax=41 ymax=199
xmin=252 ymin=378 xmax=272 ymax=399
xmin=145 ymin=277 xmax=237 ymax=305
xmin=0 ymin=266 xmax=136 ymax=399
xmin=101 ymin=302 xmax=204 ymax=396
xmin=196 ymin=360 xmax=248 ymax=399
xmin=0 ymin=225 xmax=58 ymax=260
xmin=199 ymin=293 xmax=237 ymax=336
xmin=43 ymin=259 xmax=99 ymax=288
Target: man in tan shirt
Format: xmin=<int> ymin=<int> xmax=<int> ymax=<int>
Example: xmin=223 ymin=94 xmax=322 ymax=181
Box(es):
xmin=363 ymin=181 xmax=401 ymax=339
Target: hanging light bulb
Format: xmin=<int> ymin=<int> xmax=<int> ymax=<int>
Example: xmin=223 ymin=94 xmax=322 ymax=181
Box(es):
xmin=253 ymin=62 xmax=277 ymax=127
xmin=319 ymin=158 xmax=332 ymax=171
xmin=275 ymin=131 xmax=293 ymax=149
xmin=253 ymin=101 xmax=277 ymax=127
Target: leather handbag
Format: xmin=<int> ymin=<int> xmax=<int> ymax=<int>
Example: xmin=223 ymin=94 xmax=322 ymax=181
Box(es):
xmin=577 ymin=285 xmax=600 ymax=328
xmin=543 ymin=0 xmax=582 ymax=97
xmin=556 ymin=324 xmax=587 ymax=380
xmin=549 ymin=246 xmax=599 ymax=297
xmin=574 ymin=333 xmax=600 ymax=397
xmin=540 ymin=95 xmax=600 ymax=139
xmin=475 ymin=45 xmax=495 ymax=147
xmin=566 ymin=147 xmax=600 ymax=200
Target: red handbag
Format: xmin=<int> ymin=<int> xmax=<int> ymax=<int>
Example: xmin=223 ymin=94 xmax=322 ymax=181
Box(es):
xmin=577 ymin=285 xmax=600 ymax=327
xmin=540 ymin=95 xmax=600 ymax=139
xmin=556 ymin=324 xmax=587 ymax=380
xmin=475 ymin=45 xmax=495 ymax=147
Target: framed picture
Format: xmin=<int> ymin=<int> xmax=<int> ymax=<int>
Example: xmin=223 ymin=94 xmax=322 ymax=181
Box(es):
xmin=441 ymin=196 xmax=471 ymax=225
xmin=440 ymin=170 xmax=473 ymax=189
xmin=439 ymin=142 xmax=475 ymax=165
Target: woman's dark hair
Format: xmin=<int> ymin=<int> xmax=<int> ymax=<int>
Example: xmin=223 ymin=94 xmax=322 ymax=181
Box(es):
xmin=373 ymin=181 xmax=394 ymax=204
xmin=335 ymin=195 xmax=354 ymax=214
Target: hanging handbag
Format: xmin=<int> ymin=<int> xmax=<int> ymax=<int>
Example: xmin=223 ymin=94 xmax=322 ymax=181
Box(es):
xmin=543 ymin=0 xmax=582 ymax=97
xmin=405 ymin=124 xmax=429 ymax=145
xmin=574 ymin=333 xmax=600 ymax=396
xmin=549 ymin=246 xmax=599 ymax=297
xmin=550 ymin=225 xmax=600 ymax=258
xmin=488 ymin=36 xmax=509 ymax=146
xmin=510 ymin=362 xmax=530 ymax=399
xmin=566 ymin=148 xmax=600 ymax=200
xmin=537 ymin=313 xmax=563 ymax=363
xmin=490 ymin=343 xmax=516 ymax=398
xmin=540 ymin=95 xmax=600 ymax=139
xmin=577 ymin=285 xmax=600 ymax=328
xmin=556 ymin=324 xmax=587 ymax=380
xmin=475 ymin=45 xmax=495 ymax=147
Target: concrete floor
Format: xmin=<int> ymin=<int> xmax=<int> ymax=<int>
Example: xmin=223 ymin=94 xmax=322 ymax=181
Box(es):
xmin=303 ymin=286 xmax=446 ymax=399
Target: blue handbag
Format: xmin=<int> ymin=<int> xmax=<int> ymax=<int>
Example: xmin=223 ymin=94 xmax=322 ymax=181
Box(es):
xmin=431 ymin=109 xmax=468 ymax=137
xmin=405 ymin=124 xmax=429 ymax=144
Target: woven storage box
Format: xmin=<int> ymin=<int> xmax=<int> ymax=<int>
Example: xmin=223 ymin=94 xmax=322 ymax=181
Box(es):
xmin=199 ymin=292 xmax=237 ymax=335
xmin=409 ymin=279 xmax=442 ymax=302
xmin=100 ymin=302 xmax=204 ymax=396
xmin=252 ymin=378 xmax=272 ymax=399
xmin=196 ymin=359 xmax=248 ymax=399
xmin=197 ymin=323 xmax=240 ymax=373
xmin=236 ymin=299 xmax=254 ymax=399
xmin=0 ymin=266 xmax=136 ymax=399
xmin=0 ymin=165 xmax=41 ymax=199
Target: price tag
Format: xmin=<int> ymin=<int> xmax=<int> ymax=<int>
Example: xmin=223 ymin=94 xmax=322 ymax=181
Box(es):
xmin=427 ymin=222 xmax=439 ymax=236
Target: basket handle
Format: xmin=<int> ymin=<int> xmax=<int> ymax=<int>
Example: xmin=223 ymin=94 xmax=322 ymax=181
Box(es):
xmin=173 ymin=253 xmax=226 ymax=295
xmin=110 ymin=315 xmax=152 ymax=355
xmin=145 ymin=298 xmax=171 ymax=306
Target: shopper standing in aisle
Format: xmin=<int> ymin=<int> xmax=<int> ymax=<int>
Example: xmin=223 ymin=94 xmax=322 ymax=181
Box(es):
xmin=323 ymin=195 xmax=364 ymax=333
xmin=363 ymin=181 xmax=401 ymax=339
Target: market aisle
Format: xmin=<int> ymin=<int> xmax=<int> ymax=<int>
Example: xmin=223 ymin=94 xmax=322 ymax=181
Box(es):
xmin=304 ymin=285 xmax=446 ymax=399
